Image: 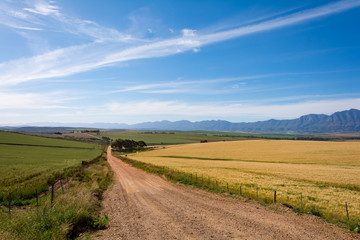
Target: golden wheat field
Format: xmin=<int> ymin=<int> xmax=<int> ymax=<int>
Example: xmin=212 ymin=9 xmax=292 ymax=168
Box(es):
xmin=129 ymin=140 xmax=360 ymax=227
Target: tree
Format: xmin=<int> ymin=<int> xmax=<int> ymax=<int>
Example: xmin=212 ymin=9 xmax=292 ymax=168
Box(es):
xmin=111 ymin=138 xmax=147 ymax=152
xmin=138 ymin=141 xmax=147 ymax=148
xmin=102 ymin=136 xmax=111 ymax=143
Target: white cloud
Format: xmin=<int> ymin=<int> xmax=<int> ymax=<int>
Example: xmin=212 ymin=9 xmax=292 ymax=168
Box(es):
xmin=182 ymin=28 xmax=196 ymax=37
xmin=104 ymin=98 xmax=360 ymax=121
xmin=0 ymin=91 xmax=74 ymax=109
xmin=23 ymin=0 xmax=60 ymax=16
xmin=0 ymin=0 xmax=359 ymax=87
xmin=9 ymin=10 xmax=29 ymax=19
xmin=111 ymin=73 xmax=294 ymax=94
xmin=1 ymin=96 xmax=359 ymax=124
xmin=1 ymin=0 xmax=133 ymax=42
xmin=198 ymin=0 xmax=360 ymax=45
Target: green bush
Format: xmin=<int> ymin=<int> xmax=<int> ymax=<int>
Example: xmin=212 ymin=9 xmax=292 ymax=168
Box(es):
xmin=72 ymin=172 xmax=91 ymax=182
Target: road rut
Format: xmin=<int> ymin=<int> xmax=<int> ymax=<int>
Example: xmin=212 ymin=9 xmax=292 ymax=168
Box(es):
xmin=93 ymin=147 xmax=359 ymax=239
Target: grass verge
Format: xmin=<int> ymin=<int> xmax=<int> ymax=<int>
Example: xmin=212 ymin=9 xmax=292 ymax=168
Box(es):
xmin=0 ymin=153 xmax=113 ymax=240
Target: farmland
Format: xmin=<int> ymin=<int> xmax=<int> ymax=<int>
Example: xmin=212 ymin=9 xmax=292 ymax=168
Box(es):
xmin=97 ymin=129 xmax=333 ymax=145
xmin=0 ymin=131 xmax=103 ymax=204
xmin=127 ymin=140 xmax=360 ymax=229
xmin=97 ymin=130 xmax=227 ymax=145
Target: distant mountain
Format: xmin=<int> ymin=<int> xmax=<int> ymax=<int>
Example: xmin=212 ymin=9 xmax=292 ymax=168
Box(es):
xmin=0 ymin=126 xmax=99 ymax=134
xmin=125 ymin=109 xmax=360 ymax=132
xmin=1 ymin=109 xmax=360 ymax=133
xmin=0 ymin=122 xmax=129 ymax=130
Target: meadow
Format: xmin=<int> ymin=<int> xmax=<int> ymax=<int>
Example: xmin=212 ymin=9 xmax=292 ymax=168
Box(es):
xmin=0 ymin=131 xmax=103 ymax=204
xmin=127 ymin=140 xmax=360 ymax=230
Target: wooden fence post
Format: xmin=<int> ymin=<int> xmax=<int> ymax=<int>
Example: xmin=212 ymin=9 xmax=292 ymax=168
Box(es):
xmin=300 ymin=193 xmax=303 ymax=211
xmin=51 ymin=183 xmax=54 ymax=206
xmin=240 ymin=185 xmax=242 ymax=195
xmin=274 ymin=190 xmax=277 ymax=204
xmin=36 ymin=188 xmax=39 ymax=207
xmin=256 ymin=185 xmax=259 ymax=200
xmin=8 ymin=192 xmax=11 ymax=218
xmin=346 ymin=202 xmax=350 ymax=229
xmin=60 ymin=179 xmax=64 ymax=193
xmin=227 ymin=183 xmax=229 ymax=192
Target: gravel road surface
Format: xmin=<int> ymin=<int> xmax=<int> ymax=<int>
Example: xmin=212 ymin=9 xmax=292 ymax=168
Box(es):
xmin=93 ymin=147 xmax=359 ymax=240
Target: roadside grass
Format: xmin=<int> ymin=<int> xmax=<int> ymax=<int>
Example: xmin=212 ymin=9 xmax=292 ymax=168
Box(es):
xmin=0 ymin=154 xmax=113 ymax=240
xmin=115 ymin=154 xmax=227 ymax=194
xmin=0 ymin=132 xmax=104 ymax=205
xmin=123 ymin=140 xmax=360 ymax=232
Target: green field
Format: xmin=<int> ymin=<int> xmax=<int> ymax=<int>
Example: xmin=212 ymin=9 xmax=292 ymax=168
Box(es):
xmin=98 ymin=130 xmax=253 ymax=145
xmin=0 ymin=131 xmax=101 ymax=147
xmin=0 ymin=131 xmax=103 ymax=204
xmin=97 ymin=130 xmax=338 ymax=145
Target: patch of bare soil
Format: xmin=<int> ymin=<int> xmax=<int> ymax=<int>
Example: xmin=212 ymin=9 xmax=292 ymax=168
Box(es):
xmin=93 ymin=147 xmax=359 ymax=240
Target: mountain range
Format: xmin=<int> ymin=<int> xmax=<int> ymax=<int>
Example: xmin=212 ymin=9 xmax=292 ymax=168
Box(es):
xmin=125 ymin=109 xmax=360 ymax=132
xmin=1 ymin=109 xmax=360 ymax=133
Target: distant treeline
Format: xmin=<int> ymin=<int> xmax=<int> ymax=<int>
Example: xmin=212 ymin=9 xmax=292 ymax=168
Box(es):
xmin=141 ymin=131 xmax=175 ymax=134
xmin=81 ymin=129 xmax=100 ymax=133
xmin=213 ymin=134 xmax=334 ymax=141
xmin=111 ymin=139 xmax=147 ymax=153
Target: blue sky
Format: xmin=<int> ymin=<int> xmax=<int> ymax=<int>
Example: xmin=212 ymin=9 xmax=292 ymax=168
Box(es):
xmin=1 ymin=0 xmax=360 ymax=125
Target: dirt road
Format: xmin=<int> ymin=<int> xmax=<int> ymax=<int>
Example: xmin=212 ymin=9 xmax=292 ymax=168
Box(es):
xmin=94 ymin=147 xmax=359 ymax=240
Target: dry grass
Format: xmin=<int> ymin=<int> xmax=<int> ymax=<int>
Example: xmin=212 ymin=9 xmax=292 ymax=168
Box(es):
xmin=129 ymin=140 xmax=360 ymax=228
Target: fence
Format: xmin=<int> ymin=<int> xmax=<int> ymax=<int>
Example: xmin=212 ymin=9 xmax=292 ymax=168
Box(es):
xmin=120 ymin=156 xmax=359 ymax=232
xmin=2 ymin=149 xmax=106 ymax=218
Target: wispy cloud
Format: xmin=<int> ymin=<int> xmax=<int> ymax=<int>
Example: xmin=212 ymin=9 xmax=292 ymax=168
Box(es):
xmin=1 ymin=0 xmax=359 ymax=87
xmin=110 ymin=71 xmax=343 ymax=95
xmin=1 ymin=95 xmax=359 ymax=124
xmin=0 ymin=0 xmax=133 ymax=42
xmin=198 ymin=0 xmax=360 ymax=45
xmin=0 ymin=91 xmax=75 ymax=109
xmin=104 ymin=97 xmax=360 ymax=121
xmin=111 ymin=75 xmax=273 ymax=93
xmin=234 ymin=93 xmax=360 ymax=105
xmin=23 ymin=0 xmax=60 ymax=16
